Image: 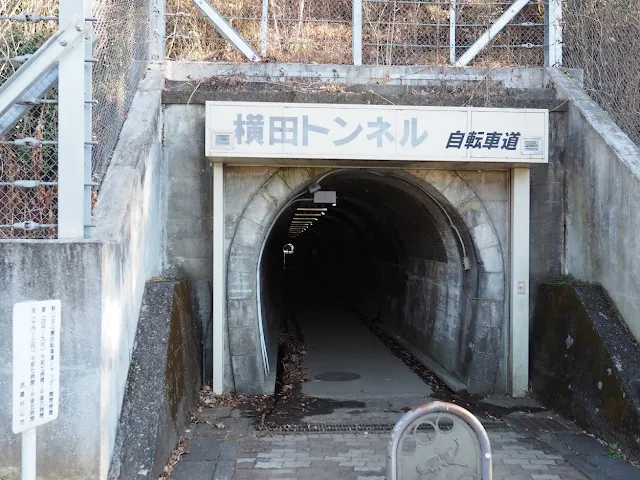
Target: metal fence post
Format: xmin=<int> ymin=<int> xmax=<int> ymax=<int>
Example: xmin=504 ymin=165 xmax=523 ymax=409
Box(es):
xmin=58 ymin=0 xmax=86 ymax=239
xmin=545 ymin=0 xmax=562 ymax=66
xmin=150 ymin=0 xmax=166 ymax=60
xmin=449 ymin=0 xmax=456 ymax=64
xmin=353 ymin=0 xmax=362 ymax=66
xmin=261 ymin=0 xmax=269 ymax=57
xmin=84 ymin=0 xmax=93 ymax=236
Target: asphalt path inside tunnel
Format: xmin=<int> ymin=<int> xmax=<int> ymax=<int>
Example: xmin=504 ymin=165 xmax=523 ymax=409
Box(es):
xmin=289 ymin=293 xmax=436 ymax=424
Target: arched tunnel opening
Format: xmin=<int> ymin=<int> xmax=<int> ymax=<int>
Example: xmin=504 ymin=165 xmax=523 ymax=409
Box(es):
xmin=259 ymin=170 xmax=483 ymax=401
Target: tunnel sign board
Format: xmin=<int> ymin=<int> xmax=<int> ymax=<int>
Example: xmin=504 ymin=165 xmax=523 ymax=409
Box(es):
xmin=205 ymin=101 xmax=548 ymax=164
xmin=12 ymin=300 xmax=61 ymax=433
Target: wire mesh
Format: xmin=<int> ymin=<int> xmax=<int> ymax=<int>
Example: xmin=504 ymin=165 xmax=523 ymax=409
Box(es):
xmin=165 ymin=0 xmax=547 ymax=66
xmin=165 ymin=0 xmax=262 ymax=61
xmin=92 ymin=0 xmax=151 ymax=180
xmin=0 ymin=1 xmax=59 ymax=238
xmin=563 ymin=0 xmax=640 ymax=148
xmin=0 ymin=0 xmax=152 ymax=238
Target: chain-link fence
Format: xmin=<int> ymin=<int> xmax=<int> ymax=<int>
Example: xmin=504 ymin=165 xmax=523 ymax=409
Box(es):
xmin=0 ymin=0 xmax=152 ymax=238
xmin=92 ymin=0 xmax=152 ymax=180
xmin=563 ymin=0 xmax=640 ymax=147
xmin=4 ymin=0 xmax=640 ymax=240
xmin=361 ymin=0 xmax=545 ymax=67
xmin=0 ymin=1 xmax=59 ymax=238
xmin=165 ymin=0 xmax=547 ymax=66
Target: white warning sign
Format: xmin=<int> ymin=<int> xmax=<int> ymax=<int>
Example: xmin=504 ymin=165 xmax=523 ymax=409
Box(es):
xmin=12 ymin=300 xmax=61 ymax=433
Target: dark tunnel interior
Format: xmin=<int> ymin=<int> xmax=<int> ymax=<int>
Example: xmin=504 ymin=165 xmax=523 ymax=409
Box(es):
xmin=259 ymin=170 xmax=488 ymax=392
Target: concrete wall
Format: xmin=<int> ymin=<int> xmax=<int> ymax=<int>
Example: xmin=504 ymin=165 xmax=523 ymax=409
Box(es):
xmin=0 ymin=66 xmax=166 ymax=479
xmin=109 ymin=280 xmax=201 ymax=480
xmin=529 ymin=112 xmax=567 ymax=317
xmin=163 ymin=106 xmax=280 ymax=389
xmin=93 ymin=66 xmax=167 ymax=478
xmin=0 ymin=243 xmax=103 ymax=479
xmin=531 ymin=284 xmax=640 ymax=461
xmin=549 ymin=69 xmax=640 ymax=341
xmin=163 ymin=104 xmax=212 ymax=282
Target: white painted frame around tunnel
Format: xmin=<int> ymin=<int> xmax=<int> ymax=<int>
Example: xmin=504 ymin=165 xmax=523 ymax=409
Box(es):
xmin=212 ymin=166 xmax=533 ymax=395
xmin=509 ymin=167 xmax=530 ymax=396
xmin=212 ymin=162 xmax=225 ymax=394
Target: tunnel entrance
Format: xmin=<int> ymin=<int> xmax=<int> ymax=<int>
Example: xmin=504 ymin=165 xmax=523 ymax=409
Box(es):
xmin=256 ymin=169 xmax=501 ymax=399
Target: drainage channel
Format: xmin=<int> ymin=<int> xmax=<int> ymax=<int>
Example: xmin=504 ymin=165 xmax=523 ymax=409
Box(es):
xmin=256 ymin=418 xmax=508 ymax=433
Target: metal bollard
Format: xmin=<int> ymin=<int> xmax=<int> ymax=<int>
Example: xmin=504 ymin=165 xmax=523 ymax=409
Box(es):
xmin=387 ymin=401 xmax=492 ymax=480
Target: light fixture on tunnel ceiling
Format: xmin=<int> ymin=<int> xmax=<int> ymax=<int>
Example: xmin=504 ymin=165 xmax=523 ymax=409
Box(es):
xmin=295 ymin=212 xmax=323 ymax=216
xmin=313 ymin=190 xmax=337 ymax=205
xmin=297 ymin=208 xmax=327 ymax=212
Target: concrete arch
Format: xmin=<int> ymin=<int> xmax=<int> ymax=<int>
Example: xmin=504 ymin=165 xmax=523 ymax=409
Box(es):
xmin=226 ymin=167 xmax=506 ymax=394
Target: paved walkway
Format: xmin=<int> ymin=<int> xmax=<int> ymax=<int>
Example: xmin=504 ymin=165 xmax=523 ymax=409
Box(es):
xmin=170 ymin=406 xmax=640 ymax=480
xmin=170 ymin=298 xmax=640 ymax=480
xmin=296 ymin=299 xmax=432 ymax=401
xmin=234 ymin=430 xmax=586 ymax=480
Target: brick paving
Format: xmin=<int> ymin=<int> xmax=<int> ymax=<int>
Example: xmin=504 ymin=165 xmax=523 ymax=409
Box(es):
xmin=232 ymin=430 xmax=589 ymax=480
xmin=170 ymin=405 xmax=640 ymax=480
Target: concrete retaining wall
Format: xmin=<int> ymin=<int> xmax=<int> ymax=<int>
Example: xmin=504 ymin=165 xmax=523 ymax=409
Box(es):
xmin=529 ymin=112 xmax=567 ymax=318
xmin=108 ymin=280 xmax=201 ymax=480
xmin=0 ymin=66 xmax=166 ymax=479
xmin=531 ymin=283 xmax=640 ymax=460
xmin=549 ymin=69 xmax=640 ymax=341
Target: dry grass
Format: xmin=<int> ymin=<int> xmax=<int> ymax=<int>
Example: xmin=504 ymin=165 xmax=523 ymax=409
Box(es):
xmin=564 ymin=0 xmax=640 ymax=147
xmin=165 ymin=0 xmax=545 ymax=66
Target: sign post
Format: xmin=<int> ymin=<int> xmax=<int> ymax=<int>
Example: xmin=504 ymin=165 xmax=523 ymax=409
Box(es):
xmin=12 ymin=300 xmax=61 ymax=480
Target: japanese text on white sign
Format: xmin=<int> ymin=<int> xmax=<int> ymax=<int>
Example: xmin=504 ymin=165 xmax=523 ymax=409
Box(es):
xmin=12 ymin=300 xmax=61 ymax=434
xmin=205 ymin=103 xmax=548 ymax=163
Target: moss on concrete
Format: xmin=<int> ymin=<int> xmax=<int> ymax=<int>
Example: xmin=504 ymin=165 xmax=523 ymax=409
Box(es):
xmin=531 ymin=284 xmax=640 ymax=461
